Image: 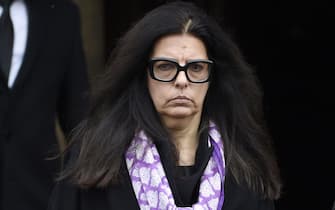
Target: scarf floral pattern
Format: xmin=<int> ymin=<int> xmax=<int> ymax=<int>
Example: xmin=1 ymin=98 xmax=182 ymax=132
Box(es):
xmin=125 ymin=122 xmax=225 ymax=210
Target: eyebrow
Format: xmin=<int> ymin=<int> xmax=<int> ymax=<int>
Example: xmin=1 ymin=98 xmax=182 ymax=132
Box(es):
xmin=150 ymin=57 xmax=212 ymax=65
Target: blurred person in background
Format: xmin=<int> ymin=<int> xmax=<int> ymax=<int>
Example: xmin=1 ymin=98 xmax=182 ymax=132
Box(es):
xmin=0 ymin=0 xmax=89 ymax=209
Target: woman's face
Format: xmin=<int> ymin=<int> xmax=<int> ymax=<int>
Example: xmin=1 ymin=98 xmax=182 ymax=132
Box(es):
xmin=148 ymin=34 xmax=209 ymax=125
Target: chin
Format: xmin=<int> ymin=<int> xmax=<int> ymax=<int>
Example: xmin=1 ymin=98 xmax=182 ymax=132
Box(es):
xmin=160 ymin=109 xmax=201 ymax=129
xmin=165 ymin=109 xmax=197 ymax=119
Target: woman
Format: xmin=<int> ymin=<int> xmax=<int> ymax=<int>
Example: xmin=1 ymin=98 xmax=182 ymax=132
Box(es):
xmin=49 ymin=2 xmax=281 ymax=210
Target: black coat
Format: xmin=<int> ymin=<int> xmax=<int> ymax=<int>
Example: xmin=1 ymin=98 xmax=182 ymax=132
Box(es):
xmin=50 ymin=136 xmax=274 ymax=210
xmin=0 ymin=0 xmax=89 ymax=209
xmin=49 ymin=166 xmax=275 ymax=210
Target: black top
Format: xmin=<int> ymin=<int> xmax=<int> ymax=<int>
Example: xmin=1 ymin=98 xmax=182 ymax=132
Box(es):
xmin=156 ymin=133 xmax=213 ymax=207
xmin=48 ymin=136 xmax=275 ymax=210
xmin=175 ymin=165 xmax=199 ymax=205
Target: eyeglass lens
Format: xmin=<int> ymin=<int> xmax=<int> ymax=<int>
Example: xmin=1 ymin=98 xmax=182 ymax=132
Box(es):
xmin=152 ymin=60 xmax=211 ymax=82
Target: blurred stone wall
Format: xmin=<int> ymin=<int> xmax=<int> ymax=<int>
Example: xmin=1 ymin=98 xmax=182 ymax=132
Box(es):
xmin=56 ymin=0 xmax=105 ymax=152
xmin=73 ymin=0 xmax=106 ymax=78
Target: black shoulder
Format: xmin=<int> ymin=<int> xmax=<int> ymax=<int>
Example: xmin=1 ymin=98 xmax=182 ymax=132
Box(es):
xmin=47 ymin=180 xmax=79 ymax=210
xmin=223 ymin=174 xmax=275 ymax=210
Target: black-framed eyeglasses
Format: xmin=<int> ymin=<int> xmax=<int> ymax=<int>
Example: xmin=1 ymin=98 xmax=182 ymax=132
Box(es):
xmin=148 ymin=57 xmax=214 ymax=83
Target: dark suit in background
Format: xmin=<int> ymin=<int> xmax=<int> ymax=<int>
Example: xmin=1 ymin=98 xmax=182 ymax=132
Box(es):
xmin=0 ymin=0 xmax=89 ymax=209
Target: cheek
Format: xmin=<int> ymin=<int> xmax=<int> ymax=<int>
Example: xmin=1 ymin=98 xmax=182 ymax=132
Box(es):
xmin=148 ymin=78 xmax=163 ymax=107
xmin=195 ymin=84 xmax=209 ymax=105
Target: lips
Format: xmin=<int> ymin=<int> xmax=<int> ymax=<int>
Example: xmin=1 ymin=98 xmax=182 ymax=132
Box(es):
xmin=168 ymin=96 xmax=192 ymax=104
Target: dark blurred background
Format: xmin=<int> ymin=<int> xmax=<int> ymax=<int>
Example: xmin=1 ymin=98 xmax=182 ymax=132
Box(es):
xmin=73 ymin=0 xmax=334 ymax=209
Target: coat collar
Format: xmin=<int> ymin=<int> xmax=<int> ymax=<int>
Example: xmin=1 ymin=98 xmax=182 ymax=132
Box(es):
xmin=11 ymin=0 xmax=49 ymax=90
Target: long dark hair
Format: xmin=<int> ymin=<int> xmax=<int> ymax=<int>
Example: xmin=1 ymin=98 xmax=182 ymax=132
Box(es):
xmin=61 ymin=1 xmax=281 ymax=199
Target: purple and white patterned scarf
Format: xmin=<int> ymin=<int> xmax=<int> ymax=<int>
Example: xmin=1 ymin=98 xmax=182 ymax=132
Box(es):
xmin=125 ymin=122 xmax=225 ymax=210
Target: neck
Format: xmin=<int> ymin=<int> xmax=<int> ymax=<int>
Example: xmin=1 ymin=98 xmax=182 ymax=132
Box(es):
xmin=162 ymin=114 xmax=201 ymax=166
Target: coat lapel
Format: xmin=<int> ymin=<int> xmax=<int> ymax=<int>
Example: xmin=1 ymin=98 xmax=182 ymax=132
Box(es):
xmin=0 ymin=71 xmax=9 ymax=92
xmin=106 ymin=161 xmax=140 ymax=209
xmin=11 ymin=0 xmax=49 ymax=90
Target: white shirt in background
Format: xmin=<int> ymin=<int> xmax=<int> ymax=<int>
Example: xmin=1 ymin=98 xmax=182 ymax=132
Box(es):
xmin=0 ymin=0 xmax=28 ymax=88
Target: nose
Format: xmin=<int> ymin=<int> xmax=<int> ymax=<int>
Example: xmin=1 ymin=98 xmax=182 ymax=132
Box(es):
xmin=174 ymin=70 xmax=189 ymax=88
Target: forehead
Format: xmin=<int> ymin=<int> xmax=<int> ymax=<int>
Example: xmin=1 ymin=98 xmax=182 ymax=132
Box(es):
xmin=151 ymin=34 xmax=208 ymax=60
